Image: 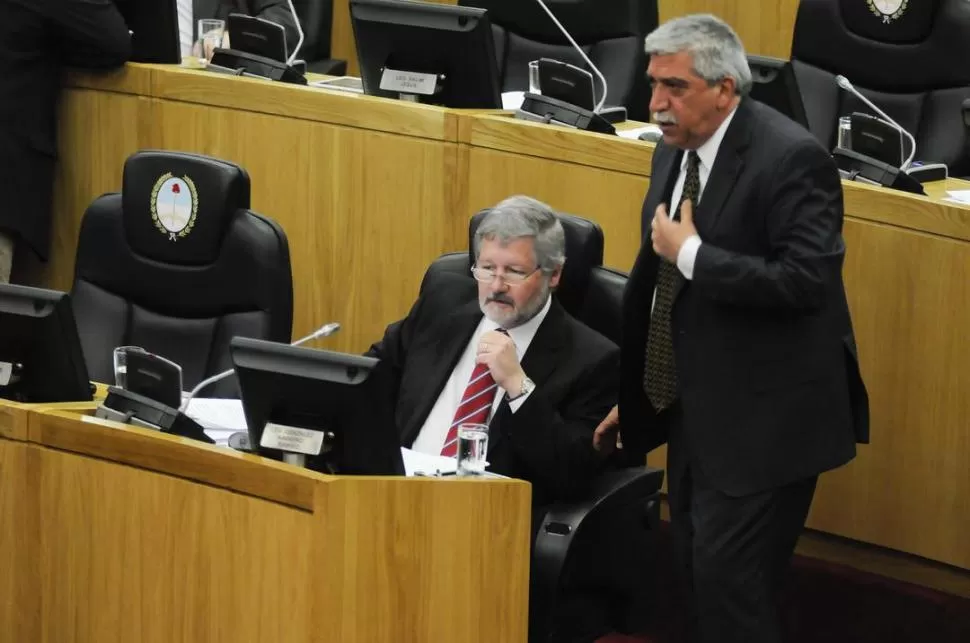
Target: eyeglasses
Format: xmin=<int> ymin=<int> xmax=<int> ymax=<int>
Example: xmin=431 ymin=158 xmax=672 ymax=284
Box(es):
xmin=471 ymin=265 xmax=540 ymax=286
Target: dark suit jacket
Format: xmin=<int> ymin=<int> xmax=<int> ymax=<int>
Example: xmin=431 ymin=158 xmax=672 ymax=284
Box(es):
xmin=195 ymin=0 xmax=300 ymax=58
xmin=368 ymin=272 xmax=620 ymax=515
xmin=619 ymin=99 xmax=870 ymax=497
xmin=0 ymin=0 xmax=130 ymax=260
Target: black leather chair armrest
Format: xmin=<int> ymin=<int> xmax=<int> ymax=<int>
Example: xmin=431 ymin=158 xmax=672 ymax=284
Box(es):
xmin=531 ymin=465 xmax=664 ymax=641
xmin=306 ymin=58 xmax=347 ymax=76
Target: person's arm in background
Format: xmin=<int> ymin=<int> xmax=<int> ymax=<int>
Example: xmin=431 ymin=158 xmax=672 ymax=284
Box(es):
xmin=249 ymin=0 xmax=300 ymax=59
xmin=39 ymin=0 xmax=131 ymax=69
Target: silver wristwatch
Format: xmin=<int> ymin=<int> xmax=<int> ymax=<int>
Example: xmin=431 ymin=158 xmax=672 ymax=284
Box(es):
xmin=508 ymin=376 xmax=535 ymax=401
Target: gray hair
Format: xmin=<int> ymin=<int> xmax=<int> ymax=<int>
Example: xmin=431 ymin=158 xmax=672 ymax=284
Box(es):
xmin=473 ymin=195 xmax=566 ymax=274
xmin=644 ymin=14 xmax=752 ymax=96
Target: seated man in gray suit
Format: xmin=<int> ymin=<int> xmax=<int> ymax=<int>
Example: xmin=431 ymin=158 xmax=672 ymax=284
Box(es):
xmin=177 ymin=0 xmax=300 ymax=61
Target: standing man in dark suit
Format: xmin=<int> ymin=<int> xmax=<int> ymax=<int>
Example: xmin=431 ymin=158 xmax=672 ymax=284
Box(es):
xmin=177 ymin=0 xmax=300 ymax=61
xmin=593 ymin=14 xmax=869 ymax=643
xmin=369 ymin=195 xmax=619 ymax=524
xmin=0 ymin=0 xmax=131 ymax=284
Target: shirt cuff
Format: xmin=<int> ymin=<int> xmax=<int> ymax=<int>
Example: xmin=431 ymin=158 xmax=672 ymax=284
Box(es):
xmin=677 ymin=234 xmax=702 ymax=280
xmin=508 ymin=388 xmax=534 ymax=413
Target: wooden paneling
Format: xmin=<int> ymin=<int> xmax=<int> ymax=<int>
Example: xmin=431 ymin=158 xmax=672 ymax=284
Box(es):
xmin=48 ymin=90 xmax=152 ymax=290
xmin=806 ymin=218 xmax=970 ymax=570
xmin=332 ymin=0 xmax=802 ymax=79
xmin=0 ymin=439 xmax=38 ymax=643
xmin=658 ymin=0 xmax=800 ymax=58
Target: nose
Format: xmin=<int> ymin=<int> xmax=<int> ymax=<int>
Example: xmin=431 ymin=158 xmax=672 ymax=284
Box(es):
xmin=649 ymin=85 xmax=667 ymax=114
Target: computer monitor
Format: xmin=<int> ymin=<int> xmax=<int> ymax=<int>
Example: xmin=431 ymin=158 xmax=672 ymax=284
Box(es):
xmin=747 ymin=55 xmax=809 ymax=130
xmin=0 ymin=285 xmax=93 ymax=403
xmin=230 ymin=337 xmax=405 ymax=475
xmin=117 ymin=0 xmax=181 ymax=64
xmin=350 ymin=0 xmax=502 ymax=108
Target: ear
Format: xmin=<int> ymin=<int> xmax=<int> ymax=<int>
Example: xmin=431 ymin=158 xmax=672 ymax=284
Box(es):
xmin=548 ymin=263 xmax=564 ymax=290
xmin=716 ymin=77 xmax=737 ymax=109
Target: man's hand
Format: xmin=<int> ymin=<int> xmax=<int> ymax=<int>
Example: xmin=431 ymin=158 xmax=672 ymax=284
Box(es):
xmin=593 ymin=405 xmax=622 ymax=454
xmin=477 ymin=330 xmax=525 ymax=395
xmin=651 ymin=200 xmax=698 ymax=262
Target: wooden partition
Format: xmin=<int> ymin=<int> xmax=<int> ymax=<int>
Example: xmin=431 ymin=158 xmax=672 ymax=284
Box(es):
xmin=331 ymin=0 xmax=801 ymax=77
xmin=0 ymin=403 xmax=531 ymax=643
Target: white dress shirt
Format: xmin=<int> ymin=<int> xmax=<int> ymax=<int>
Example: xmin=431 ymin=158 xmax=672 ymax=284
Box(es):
xmin=177 ymin=0 xmax=194 ymax=59
xmin=671 ymin=106 xmax=738 ymax=279
xmin=410 ymin=296 xmax=551 ymax=455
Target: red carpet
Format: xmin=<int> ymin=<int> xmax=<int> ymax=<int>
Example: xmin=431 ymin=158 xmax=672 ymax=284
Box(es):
xmin=596 ymin=525 xmax=970 ymax=643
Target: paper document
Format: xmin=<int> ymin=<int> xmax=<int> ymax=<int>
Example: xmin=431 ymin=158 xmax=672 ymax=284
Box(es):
xmin=944 ymin=190 xmax=970 ymax=205
xmin=401 ymin=447 xmax=457 ymax=477
xmin=501 ymin=91 xmax=525 ymax=110
xmin=184 ymin=398 xmax=247 ymax=445
xmin=617 ymin=124 xmax=662 ymax=141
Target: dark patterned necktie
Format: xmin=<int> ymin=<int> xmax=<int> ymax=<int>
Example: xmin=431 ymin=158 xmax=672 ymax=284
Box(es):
xmin=644 ymin=151 xmax=700 ymax=411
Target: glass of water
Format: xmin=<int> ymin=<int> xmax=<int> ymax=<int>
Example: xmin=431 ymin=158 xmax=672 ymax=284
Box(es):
xmin=528 ymin=60 xmax=542 ymax=95
xmin=112 ymin=346 xmax=144 ymax=390
xmin=456 ymin=423 xmax=489 ymax=476
xmin=837 ymin=115 xmax=852 ymax=151
xmin=193 ymin=19 xmax=226 ymax=67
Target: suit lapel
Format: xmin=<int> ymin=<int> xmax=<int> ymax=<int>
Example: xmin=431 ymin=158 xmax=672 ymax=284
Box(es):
xmin=399 ymin=300 xmax=482 ymax=446
xmin=696 ymin=100 xmax=753 ymax=235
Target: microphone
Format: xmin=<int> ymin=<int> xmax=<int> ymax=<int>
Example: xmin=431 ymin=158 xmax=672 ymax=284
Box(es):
xmin=283 ymin=0 xmax=305 ymax=66
xmin=178 ymin=322 xmax=341 ymax=413
xmin=533 ymin=0 xmax=608 ymax=114
xmin=835 ymin=74 xmax=916 ymax=171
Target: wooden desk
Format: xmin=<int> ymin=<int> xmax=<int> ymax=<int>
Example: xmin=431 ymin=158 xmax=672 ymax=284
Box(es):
xmin=0 ymin=402 xmax=531 ymax=643
xmin=331 ymin=0 xmax=801 ymax=77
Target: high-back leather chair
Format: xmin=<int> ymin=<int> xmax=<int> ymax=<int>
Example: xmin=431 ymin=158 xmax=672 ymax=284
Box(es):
xmin=71 ymin=150 xmax=293 ymax=396
xmin=423 ymin=208 xmax=663 ymax=642
xmin=791 ymin=0 xmax=970 ymax=175
xmin=458 ymin=0 xmax=657 ymax=121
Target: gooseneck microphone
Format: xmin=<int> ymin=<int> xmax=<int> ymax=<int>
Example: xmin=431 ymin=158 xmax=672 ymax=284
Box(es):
xmin=533 ymin=0 xmax=609 ymax=113
xmin=284 ymin=0 xmax=305 ymax=66
xmin=835 ymin=74 xmax=916 ymax=171
xmin=178 ymin=322 xmax=341 ymax=413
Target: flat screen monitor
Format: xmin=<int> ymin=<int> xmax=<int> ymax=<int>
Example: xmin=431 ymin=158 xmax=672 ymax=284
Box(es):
xmin=117 ymin=0 xmax=181 ymax=64
xmin=350 ymin=0 xmax=502 ymax=108
xmin=230 ymin=337 xmax=405 ymax=476
xmin=0 ymin=284 xmax=93 ymax=403
xmin=747 ymin=55 xmax=809 ymax=130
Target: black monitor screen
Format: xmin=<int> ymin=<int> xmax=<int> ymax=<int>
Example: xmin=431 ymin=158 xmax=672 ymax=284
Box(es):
xmin=230 ymin=337 xmax=404 ymax=476
xmin=0 ymin=285 xmax=92 ymax=403
xmin=747 ymin=55 xmax=809 ymax=130
xmin=350 ymin=0 xmax=502 ymax=108
xmin=117 ymin=0 xmax=181 ymax=64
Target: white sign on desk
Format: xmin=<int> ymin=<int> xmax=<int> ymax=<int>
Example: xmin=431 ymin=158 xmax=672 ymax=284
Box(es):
xmin=260 ymin=422 xmax=325 ymax=456
xmin=379 ymin=67 xmax=438 ymax=96
xmin=0 ymin=361 xmax=12 ymax=386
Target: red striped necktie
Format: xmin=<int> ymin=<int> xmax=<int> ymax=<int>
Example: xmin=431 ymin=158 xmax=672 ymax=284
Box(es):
xmin=440 ymin=329 xmax=504 ymax=457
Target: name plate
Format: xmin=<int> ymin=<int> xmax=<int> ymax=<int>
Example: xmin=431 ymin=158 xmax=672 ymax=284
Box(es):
xmin=379 ymin=67 xmax=438 ymax=96
xmin=260 ymin=422 xmax=325 ymax=456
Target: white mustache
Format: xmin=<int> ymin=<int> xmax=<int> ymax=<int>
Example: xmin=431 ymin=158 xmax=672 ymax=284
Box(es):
xmin=653 ymin=111 xmax=678 ymax=125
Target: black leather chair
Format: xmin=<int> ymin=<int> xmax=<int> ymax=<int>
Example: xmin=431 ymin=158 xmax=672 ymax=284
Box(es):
xmin=423 ymin=209 xmax=663 ymax=642
xmin=292 ymin=0 xmax=347 ymax=75
xmin=71 ymin=150 xmax=293 ymax=397
xmin=791 ymin=0 xmax=970 ymax=175
xmin=458 ymin=0 xmax=657 ymax=122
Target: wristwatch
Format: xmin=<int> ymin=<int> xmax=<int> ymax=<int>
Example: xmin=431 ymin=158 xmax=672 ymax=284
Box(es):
xmin=507 ymin=376 xmax=535 ymax=402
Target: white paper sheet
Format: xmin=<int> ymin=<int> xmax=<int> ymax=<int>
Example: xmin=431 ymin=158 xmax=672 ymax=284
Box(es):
xmin=184 ymin=398 xmax=247 ymax=445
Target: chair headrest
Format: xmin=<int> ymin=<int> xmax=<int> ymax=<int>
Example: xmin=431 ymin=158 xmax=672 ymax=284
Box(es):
xmin=792 ymin=0 xmax=970 ymax=90
xmin=461 ymin=0 xmax=654 ymax=43
xmin=467 ymin=208 xmax=604 ymax=314
xmin=121 ymin=150 xmax=251 ymax=265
